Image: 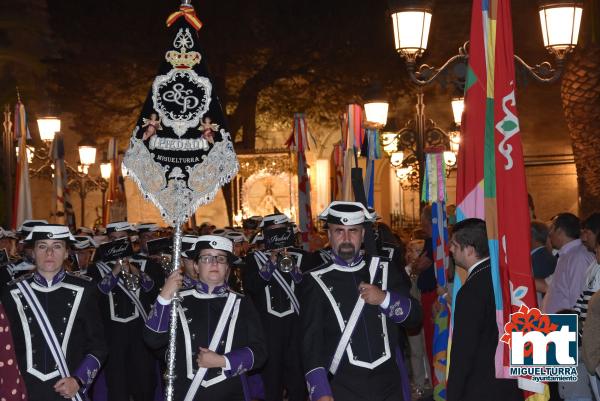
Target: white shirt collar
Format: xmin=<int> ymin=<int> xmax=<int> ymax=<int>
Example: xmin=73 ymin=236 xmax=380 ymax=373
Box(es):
xmin=467 ymin=256 xmax=490 ymax=276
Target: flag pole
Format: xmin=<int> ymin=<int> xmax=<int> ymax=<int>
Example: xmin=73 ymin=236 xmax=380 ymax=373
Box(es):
xmin=165 ymin=223 xmax=183 ymax=401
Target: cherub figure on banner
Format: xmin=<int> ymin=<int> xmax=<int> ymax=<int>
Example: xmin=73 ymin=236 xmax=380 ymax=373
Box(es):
xmin=142 ymin=112 xmax=163 ymax=141
xmin=199 ymin=116 xmax=219 ymax=144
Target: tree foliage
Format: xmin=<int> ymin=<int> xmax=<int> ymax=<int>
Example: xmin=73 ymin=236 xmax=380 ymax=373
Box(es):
xmin=43 ymin=0 xmax=416 ymax=152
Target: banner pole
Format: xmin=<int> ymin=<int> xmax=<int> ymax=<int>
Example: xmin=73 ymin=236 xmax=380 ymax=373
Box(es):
xmin=165 ymin=223 xmax=183 ymax=401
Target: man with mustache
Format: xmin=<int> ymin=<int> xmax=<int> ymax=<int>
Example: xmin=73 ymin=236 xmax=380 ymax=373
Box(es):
xmin=301 ymin=201 xmax=421 ymax=401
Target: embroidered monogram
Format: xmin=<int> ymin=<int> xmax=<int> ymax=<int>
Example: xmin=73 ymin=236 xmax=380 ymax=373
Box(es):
xmin=86 ymin=367 xmax=98 ymax=384
xmin=388 ymin=300 xmax=403 ymax=316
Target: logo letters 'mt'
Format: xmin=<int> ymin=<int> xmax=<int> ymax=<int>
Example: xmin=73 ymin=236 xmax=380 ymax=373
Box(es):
xmin=511 ymin=326 xmax=576 ymax=365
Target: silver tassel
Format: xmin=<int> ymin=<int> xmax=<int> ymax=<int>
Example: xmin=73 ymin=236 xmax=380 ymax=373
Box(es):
xmin=164 ymin=224 xmax=183 ymax=401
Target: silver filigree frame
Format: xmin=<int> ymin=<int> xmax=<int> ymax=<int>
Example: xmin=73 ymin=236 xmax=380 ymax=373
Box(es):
xmin=122 ymin=130 xmax=239 ymax=226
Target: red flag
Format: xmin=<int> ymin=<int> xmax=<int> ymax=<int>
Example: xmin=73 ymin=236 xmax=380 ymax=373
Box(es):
xmin=453 ymin=0 xmax=541 ymax=397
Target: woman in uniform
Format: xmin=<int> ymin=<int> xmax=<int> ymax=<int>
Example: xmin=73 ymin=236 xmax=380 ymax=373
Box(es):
xmin=144 ymin=235 xmax=266 ymax=401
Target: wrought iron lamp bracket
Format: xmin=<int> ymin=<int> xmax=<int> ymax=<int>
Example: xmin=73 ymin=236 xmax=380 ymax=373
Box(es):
xmin=405 ymin=42 xmax=470 ymax=88
xmin=405 ymin=40 xmax=568 ymax=87
xmin=514 ymin=54 xmax=564 ymax=84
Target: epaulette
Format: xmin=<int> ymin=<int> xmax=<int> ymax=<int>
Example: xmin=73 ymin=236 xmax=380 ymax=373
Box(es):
xmin=379 ymin=245 xmax=396 ymax=262
xmin=7 ymin=272 xmax=34 ymax=286
xmin=66 ymin=271 xmax=94 ymax=282
xmin=304 ymin=257 xmax=334 ymax=274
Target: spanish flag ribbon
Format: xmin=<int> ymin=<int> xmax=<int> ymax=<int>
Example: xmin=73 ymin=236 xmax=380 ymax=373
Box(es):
xmin=166 ymin=5 xmax=203 ymax=31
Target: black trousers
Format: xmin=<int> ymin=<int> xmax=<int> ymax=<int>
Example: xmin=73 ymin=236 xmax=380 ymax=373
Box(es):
xmin=105 ymin=319 xmax=157 ymax=401
xmin=261 ymin=315 xmax=307 ymax=401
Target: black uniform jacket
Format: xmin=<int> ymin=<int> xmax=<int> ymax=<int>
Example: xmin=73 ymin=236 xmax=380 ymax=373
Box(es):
xmin=301 ymin=253 xmax=421 ymax=399
xmin=144 ymin=284 xmax=267 ymax=401
xmin=447 ymin=258 xmax=522 ymax=401
xmin=1 ymin=269 xmax=107 ymax=401
xmin=87 ymin=255 xmax=158 ymax=324
xmin=243 ymin=248 xmax=307 ymax=319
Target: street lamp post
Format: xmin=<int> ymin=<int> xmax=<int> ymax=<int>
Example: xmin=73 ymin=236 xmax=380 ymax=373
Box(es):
xmin=389 ymin=0 xmax=583 ymax=87
xmin=99 ymin=162 xmax=112 ymax=225
xmin=384 ymin=92 xmax=457 ymax=193
xmin=28 ymin=117 xmax=107 ymax=228
xmin=365 ymin=87 xmax=462 ymax=193
xmin=70 ymin=171 xmax=107 ymax=228
xmin=75 ymin=139 xmax=98 ymax=227
xmin=371 ymin=0 xmax=583 ymax=193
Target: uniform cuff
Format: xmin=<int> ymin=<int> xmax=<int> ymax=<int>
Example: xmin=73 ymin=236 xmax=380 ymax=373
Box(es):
xmin=380 ymin=291 xmax=411 ymax=323
xmin=98 ymin=273 xmax=118 ymax=294
xmin=140 ymin=272 xmax=154 ymax=292
xmin=379 ymin=292 xmax=391 ymax=308
xmin=74 ymin=354 xmax=101 ymax=393
xmin=306 ymin=367 xmax=332 ymax=401
xmin=146 ymin=300 xmax=171 ymax=332
xmin=223 ymin=347 xmax=254 ymax=377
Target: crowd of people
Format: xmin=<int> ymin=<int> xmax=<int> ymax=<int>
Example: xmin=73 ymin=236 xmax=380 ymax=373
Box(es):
xmin=0 ymin=202 xmax=599 ymax=401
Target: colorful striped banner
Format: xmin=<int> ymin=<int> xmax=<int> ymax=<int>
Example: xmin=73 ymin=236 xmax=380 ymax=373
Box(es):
xmin=330 ymin=142 xmax=344 ymax=200
xmin=51 ymin=133 xmax=76 ymax=231
xmin=363 ymin=128 xmax=382 ymax=208
xmin=11 ymin=101 xmax=32 ymax=229
xmin=347 ymin=104 xmax=364 ymax=151
xmin=286 ymin=113 xmax=313 ymax=250
xmin=453 ymin=0 xmax=543 ymax=398
xmin=106 ymin=137 xmax=127 ymax=223
xmin=422 ymin=152 xmax=450 ymax=401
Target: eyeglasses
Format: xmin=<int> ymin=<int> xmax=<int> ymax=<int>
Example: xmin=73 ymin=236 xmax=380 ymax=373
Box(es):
xmin=198 ymin=255 xmax=229 ymax=265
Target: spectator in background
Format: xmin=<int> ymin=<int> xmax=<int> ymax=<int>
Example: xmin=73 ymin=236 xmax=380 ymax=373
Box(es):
xmin=412 ymin=205 xmax=437 ymax=383
xmin=581 ymin=213 xmax=600 ymax=254
xmin=569 ymin=214 xmax=600 ymax=401
xmin=530 ymin=221 xmax=557 ymax=306
xmin=582 ymin=291 xmax=600 ymax=400
xmin=574 ymin=213 xmax=600 ymax=326
xmin=405 ymin=238 xmax=431 ymax=399
xmin=199 ymin=222 xmax=216 ymax=235
xmin=542 ymin=213 xmax=595 ymax=314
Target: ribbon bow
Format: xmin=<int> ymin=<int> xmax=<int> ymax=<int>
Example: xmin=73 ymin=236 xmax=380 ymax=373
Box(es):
xmin=500 ymin=305 xmax=558 ymax=357
xmin=166 ymin=5 xmax=203 ymax=31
